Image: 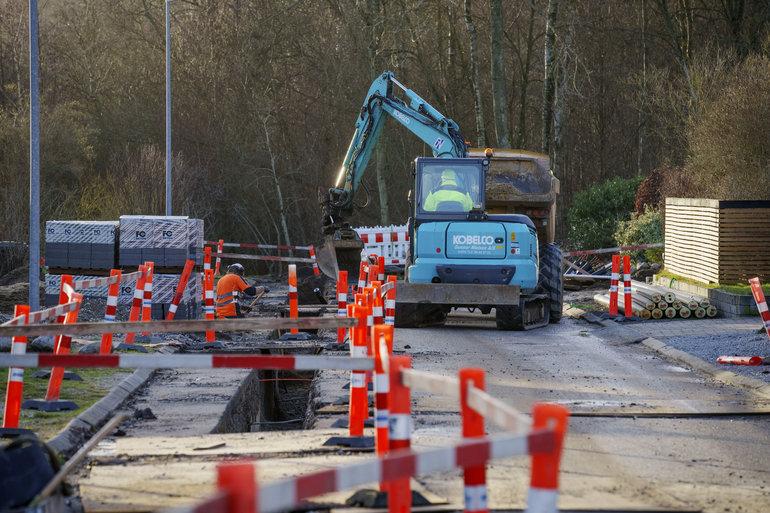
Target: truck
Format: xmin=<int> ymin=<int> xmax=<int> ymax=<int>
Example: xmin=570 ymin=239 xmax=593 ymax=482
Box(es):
xmin=317 ymin=72 xmax=561 ymax=329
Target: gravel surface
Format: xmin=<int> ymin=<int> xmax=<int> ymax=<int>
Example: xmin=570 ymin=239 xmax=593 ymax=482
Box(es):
xmin=665 ymin=332 xmax=770 ymax=383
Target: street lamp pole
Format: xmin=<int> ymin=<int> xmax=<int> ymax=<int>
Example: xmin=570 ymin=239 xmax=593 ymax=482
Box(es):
xmin=165 ymin=0 xmax=172 ymax=215
xmin=28 ymin=0 xmax=40 ymax=310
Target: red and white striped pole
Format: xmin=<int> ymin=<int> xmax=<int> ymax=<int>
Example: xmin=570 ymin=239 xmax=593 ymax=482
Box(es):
xmin=166 ymin=259 xmax=195 ymax=321
xmin=337 ymin=270 xmax=348 ymax=345
xmin=609 ymin=255 xmax=620 ymax=317
xmin=288 ymin=264 xmax=299 ymax=336
xmin=309 ymin=245 xmax=321 ymax=276
xmin=371 ymin=281 xmax=384 ymax=325
xmin=214 ymin=239 xmax=224 ymax=276
xmin=140 ymin=261 xmax=155 ymax=336
xmin=3 ymin=304 xmax=29 ymax=428
xmin=217 ymin=461 xmax=257 ymax=513
xmin=44 ymin=293 xmax=83 ymax=404
xmin=348 ymin=305 xmax=368 ymax=437
xmin=622 ymin=255 xmax=633 ymax=319
xmin=385 ymin=275 xmax=397 ymax=326
xmin=525 ymin=403 xmax=569 ymax=513
xmin=388 ymin=355 xmax=412 ymax=513
xmin=204 ymin=269 xmax=216 ymax=343
xmin=460 ymin=368 xmax=487 ymax=513
xmin=357 ymin=261 xmax=368 ymax=292
xmin=100 ymin=269 xmax=122 ymax=354
xmin=368 ymin=261 xmax=379 ymax=285
xmin=51 ymin=274 xmax=74 ymax=351
xmin=749 ymin=277 xmax=770 ymax=339
xmin=124 ymin=265 xmax=147 ymax=344
xmin=372 ymin=325 xmax=393 ymax=465
xmin=203 ymin=245 xmax=212 ymax=273
xmin=377 ymin=256 xmax=386 ymax=282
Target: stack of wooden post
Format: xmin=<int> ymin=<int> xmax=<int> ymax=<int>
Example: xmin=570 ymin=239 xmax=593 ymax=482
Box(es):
xmin=594 ymin=281 xmax=718 ymax=320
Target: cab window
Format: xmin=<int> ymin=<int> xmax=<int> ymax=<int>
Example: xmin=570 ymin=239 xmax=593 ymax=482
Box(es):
xmin=419 ymin=163 xmax=482 ymax=214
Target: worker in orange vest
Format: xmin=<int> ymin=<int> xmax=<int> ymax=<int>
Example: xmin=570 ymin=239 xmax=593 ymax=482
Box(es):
xmin=215 ymin=263 xmax=265 ymax=318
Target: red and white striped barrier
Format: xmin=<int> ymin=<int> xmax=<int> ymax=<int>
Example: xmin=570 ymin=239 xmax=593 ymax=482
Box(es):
xmin=357 ymin=261 xmax=368 ymax=291
xmin=214 ymin=239 xmax=224 ymax=276
xmin=372 ymin=325 xmax=393 ymax=468
xmin=608 ymin=255 xmax=619 ymax=317
xmin=214 ymin=252 xmax=315 ymax=264
xmin=287 ymin=264 xmax=299 ymax=336
xmin=205 ymin=241 xmax=314 ymax=252
xmin=384 ymin=276 xmax=396 ymax=325
xmin=562 ymin=243 xmax=663 ymax=258
xmin=72 ymin=270 xmax=140 ymax=290
xmin=43 ymin=292 xmax=83 ymax=406
xmin=2 ymin=305 xmax=30 ymax=428
xmin=167 ymin=260 xmax=195 ymax=321
xmin=336 ymin=271 xmax=348 ymax=344
xmin=388 ymin=355 xmax=412 ymax=513
xmin=100 ymin=269 xmax=122 ymax=354
xmin=0 ymin=353 xmax=374 ymax=371
xmin=141 ymin=261 xmax=155 ymax=335
xmin=348 ymin=305 xmax=368 ymax=437
xmin=355 ymin=225 xmax=410 ymax=266
xmin=182 ymin=411 xmax=564 ymax=513
xmin=204 ymin=246 xmax=212 ymax=273
xmin=716 ymin=356 xmax=764 ymax=366
xmin=204 ymin=269 xmax=216 ymax=342
xmin=749 ymin=277 xmax=770 ymax=339
xmin=125 ymin=264 xmax=148 ymax=344
xmin=460 ymin=368 xmax=487 ymax=513
xmin=308 ymin=245 xmax=321 ymax=276
xmin=2 ymin=300 xmax=79 ymax=327
xmin=622 ymin=255 xmax=633 ymax=318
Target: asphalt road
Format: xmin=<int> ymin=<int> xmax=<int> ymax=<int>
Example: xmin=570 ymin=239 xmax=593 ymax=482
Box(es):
xmin=400 ymin=314 xmax=770 ymax=513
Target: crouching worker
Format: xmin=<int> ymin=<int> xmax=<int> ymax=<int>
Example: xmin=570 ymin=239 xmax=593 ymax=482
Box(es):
xmin=215 ymin=263 xmax=267 ymax=318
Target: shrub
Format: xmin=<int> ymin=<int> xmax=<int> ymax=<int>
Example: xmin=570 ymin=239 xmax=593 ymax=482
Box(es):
xmin=566 ymin=176 xmax=643 ymax=249
xmin=614 ymin=207 xmax=663 ymax=263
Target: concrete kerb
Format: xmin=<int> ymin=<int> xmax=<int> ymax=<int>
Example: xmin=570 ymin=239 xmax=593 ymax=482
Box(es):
xmin=640 ymin=337 xmax=770 ymax=400
xmin=46 ymin=348 xmax=174 ymax=457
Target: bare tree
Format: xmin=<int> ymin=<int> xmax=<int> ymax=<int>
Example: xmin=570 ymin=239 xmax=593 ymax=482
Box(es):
xmin=541 ymin=0 xmax=559 ymax=155
xmin=464 ymin=0 xmax=486 ymax=147
xmin=490 ymin=0 xmax=510 ymax=147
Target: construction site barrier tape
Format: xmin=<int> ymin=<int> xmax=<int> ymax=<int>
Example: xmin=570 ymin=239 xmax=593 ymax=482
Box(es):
xmin=562 ymin=243 xmax=663 ymax=258
xmin=206 ymin=241 xmax=314 ymax=252
xmin=73 ymin=270 xmax=141 ymax=290
xmin=215 ymin=252 xmax=315 ymax=264
xmin=1 ymin=301 xmax=80 ymax=327
xmin=167 ymin=430 xmax=556 ymax=513
xmin=0 ymin=316 xmax=357 ymax=338
xmin=0 ymin=353 xmax=374 ymax=371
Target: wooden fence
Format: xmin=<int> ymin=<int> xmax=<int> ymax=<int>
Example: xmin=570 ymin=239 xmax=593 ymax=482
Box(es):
xmin=665 ymin=198 xmax=770 ymax=284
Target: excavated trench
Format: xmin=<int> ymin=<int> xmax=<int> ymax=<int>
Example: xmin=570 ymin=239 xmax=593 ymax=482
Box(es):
xmin=213 ymin=364 xmax=317 ymax=433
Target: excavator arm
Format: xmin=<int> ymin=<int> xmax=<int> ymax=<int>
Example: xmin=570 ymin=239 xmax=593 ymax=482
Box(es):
xmin=322 ymin=71 xmax=467 ymax=233
xmin=316 ymin=71 xmax=467 ymax=279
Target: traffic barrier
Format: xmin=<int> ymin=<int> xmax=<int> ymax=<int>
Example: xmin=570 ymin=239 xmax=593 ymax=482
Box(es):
xmin=562 ymin=243 xmax=663 ymax=258
xmin=204 ymin=246 xmax=212 ymax=273
xmin=125 ymin=265 xmax=148 ymax=344
xmin=348 ymin=305 xmax=368 ymax=437
xmin=527 ymin=403 xmax=568 ymax=513
xmin=377 ymin=256 xmax=386 ymax=282
xmin=622 ymin=255 xmax=633 ymax=318
xmin=0 ymin=353 xmax=373 ymax=371
xmin=205 ymin=241 xmax=314 ymax=251
xmin=384 ymin=275 xmax=396 ymax=325
xmin=716 ymin=356 xmax=764 ymax=366
xmin=141 ymin=261 xmax=156 ymax=336
xmin=354 ymin=225 xmax=409 ymax=265
xmin=749 ymin=277 xmax=770 ymax=339
xmin=308 ymin=245 xmax=321 ymax=276
xmin=371 ymin=282 xmax=384 ymax=325
xmin=459 ymin=368 xmax=486 ymax=513
xmin=368 ymin=261 xmax=379 ymax=284
xmin=167 ymin=260 xmax=195 ymax=321
xmin=214 ymin=239 xmax=224 ymax=276
xmin=1 ymin=300 xmax=78 ymax=327
xmin=2 ymin=305 xmax=30 ymax=428
xmin=288 ymin=264 xmax=299 ymax=336
xmin=337 ymin=271 xmax=348 ymax=344
xmin=100 ymin=269 xmax=122 ymax=354
xmin=608 ymin=255 xmax=619 ymax=317
xmin=214 ymin=252 xmax=315 ymax=264
xmin=357 ymin=261 xmax=368 ymax=291
xmin=388 ymin=355 xmax=412 ymax=513
xmin=204 ymin=269 xmax=216 ymax=342
xmin=372 ymin=325 xmax=392 ymax=490
xmin=0 ymin=315 xmax=356 ymax=339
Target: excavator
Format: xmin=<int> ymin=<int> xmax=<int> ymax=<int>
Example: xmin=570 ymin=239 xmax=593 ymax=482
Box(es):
xmin=317 ymin=71 xmax=562 ymax=329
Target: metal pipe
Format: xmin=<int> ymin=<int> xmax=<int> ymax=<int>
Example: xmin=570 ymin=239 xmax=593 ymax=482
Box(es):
xmin=28 ymin=0 xmax=40 ymax=311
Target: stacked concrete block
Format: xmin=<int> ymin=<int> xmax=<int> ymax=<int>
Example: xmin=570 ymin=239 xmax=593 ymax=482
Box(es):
xmin=45 ymin=220 xmax=118 ymax=270
xmin=119 ymin=215 xmax=204 ymax=268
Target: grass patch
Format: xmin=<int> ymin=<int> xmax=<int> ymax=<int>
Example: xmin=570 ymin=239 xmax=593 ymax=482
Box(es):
xmin=0 ymin=367 xmax=131 ymax=439
xmin=656 ymin=270 xmax=770 ymax=295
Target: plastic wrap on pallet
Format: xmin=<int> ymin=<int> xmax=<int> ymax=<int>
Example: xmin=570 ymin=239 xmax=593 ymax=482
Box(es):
xmin=119 ymin=215 xmax=203 ymax=267
xmin=187 ymin=218 xmax=204 ymax=265
xmin=45 ymin=274 xmax=109 ymax=306
xmin=45 ymin=220 xmax=118 ymax=269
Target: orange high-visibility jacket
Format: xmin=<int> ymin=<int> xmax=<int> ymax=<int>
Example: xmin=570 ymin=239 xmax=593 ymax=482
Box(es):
xmin=215 ymin=273 xmax=252 ymax=318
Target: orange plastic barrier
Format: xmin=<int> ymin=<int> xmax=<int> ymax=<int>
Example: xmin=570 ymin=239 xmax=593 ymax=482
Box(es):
xmin=2 ymin=304 xmax=30 ymax=428
xmin=100 ymin=269 xmax=122 ymax=354
xmin=388 ymin=355 xmax=412 ymax=513
xmin=125 ymin=264 xmax=147 ymax=344
xmin=348 ymin=305 xmax=368 ymax=437
xmin=609 ymin=255 xmax=619 ymax=316
xmin=167 ymin=259 xmax=195 ymax=321
xmin=140 ymin=261 xmax=155 ymax=336
xmin=460 ymin=368 xmax=487 ymax=513
xmin=287 ymin=264 xmax=299 ymax=336
xmin=204 ymin=269 xmax=216 ymax=343
xmin=337 ymin=271 xmax=348 ymax=344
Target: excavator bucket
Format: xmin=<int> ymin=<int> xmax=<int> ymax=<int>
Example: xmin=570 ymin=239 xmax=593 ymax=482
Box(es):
xmin=315 ymin=235 xmax=364 ymax=280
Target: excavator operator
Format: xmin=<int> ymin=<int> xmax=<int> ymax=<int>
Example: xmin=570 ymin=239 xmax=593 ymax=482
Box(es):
xmin=423 ymin=169 xmax=474 ymax=212
xmin=215 ymin=263 xmax=264 ymax=318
